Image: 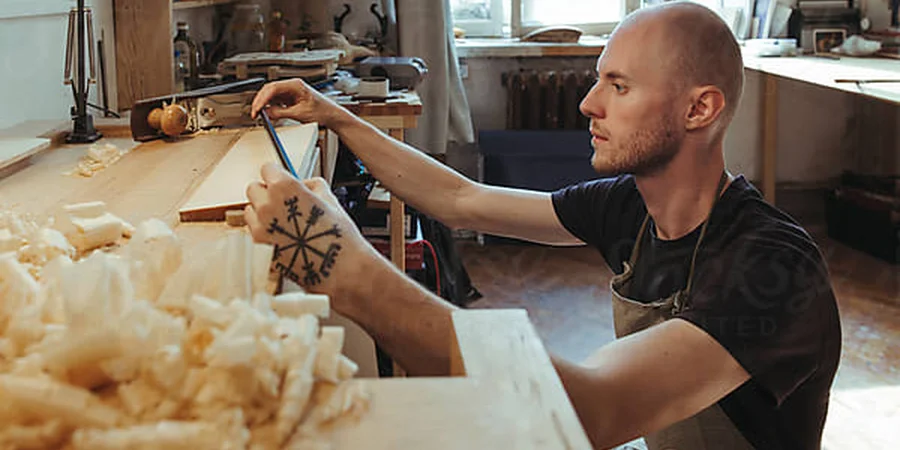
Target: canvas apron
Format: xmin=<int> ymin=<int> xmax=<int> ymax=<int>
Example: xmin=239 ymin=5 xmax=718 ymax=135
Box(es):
xmin=610 ymin=173 xmax=755 ymax=450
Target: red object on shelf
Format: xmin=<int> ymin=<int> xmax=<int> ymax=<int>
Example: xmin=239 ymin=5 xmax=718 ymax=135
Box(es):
xmin=367 ymin=238 xmax=442 ymax=294
xmin=368 ymin=238 xmax=425 ymax=270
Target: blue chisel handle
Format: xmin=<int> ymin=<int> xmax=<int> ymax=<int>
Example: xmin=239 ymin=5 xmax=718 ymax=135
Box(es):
xmin=259 ymin=109 xmax=298 ymax=178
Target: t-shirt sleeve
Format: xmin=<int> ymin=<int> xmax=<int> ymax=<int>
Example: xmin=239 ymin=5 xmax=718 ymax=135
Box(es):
xmin=551 ymin=176 xmax=641 ymax=250
xmin=678 ymin=225 xmax=839 ymax=406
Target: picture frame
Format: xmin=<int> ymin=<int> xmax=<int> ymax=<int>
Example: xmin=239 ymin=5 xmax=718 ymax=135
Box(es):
xmin=813 ymin=28 xmax=847 ymax=54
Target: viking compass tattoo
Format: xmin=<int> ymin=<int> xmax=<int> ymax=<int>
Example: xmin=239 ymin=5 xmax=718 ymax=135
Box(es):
xmin=267 ymin=197 xmax=342 ymax=286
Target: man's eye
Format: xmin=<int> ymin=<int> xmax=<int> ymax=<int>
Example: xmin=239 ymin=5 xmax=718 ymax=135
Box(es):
xmin=613 ymin=83 xmax=626 ymax=93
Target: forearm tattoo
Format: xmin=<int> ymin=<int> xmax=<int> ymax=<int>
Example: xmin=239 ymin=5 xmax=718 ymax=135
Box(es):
xmin=267 ymin=197 xmax=342 ymax=286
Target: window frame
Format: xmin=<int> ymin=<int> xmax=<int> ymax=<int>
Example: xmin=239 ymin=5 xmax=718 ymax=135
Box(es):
xmin=452 ymin=0 xmax=643 ymax=38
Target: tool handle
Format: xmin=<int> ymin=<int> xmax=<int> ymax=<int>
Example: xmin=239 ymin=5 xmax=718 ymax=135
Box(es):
xmin=87 ymin=8 xmax=97 ymax=84
xmin=64 ymin=9 xmax=76 ymax=85
xmin=260 ymin=110 xmax=298 ymax=178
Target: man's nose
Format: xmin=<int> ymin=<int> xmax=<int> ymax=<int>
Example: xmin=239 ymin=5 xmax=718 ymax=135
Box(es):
xmin=579 ymin=84 xmax=604 ymax=119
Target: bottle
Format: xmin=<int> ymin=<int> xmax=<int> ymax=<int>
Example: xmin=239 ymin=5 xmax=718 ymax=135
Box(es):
xmin=267 ymin=11 xmax=287 ymax=52
xmin=228 ymin=4 xmax=266 ymax=56
xmin=173 ymin=22 xmax=199 ymax=92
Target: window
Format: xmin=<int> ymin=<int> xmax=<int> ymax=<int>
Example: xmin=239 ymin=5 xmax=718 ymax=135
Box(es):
xmin=451 ymin=0 xmax=642 ymax=38
xmin=450 ymin=0 xmax=505 ymax=37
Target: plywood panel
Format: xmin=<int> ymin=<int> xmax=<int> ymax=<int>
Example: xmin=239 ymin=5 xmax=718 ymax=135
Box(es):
xmin=179 ymin=123 xmax=319 ymax=222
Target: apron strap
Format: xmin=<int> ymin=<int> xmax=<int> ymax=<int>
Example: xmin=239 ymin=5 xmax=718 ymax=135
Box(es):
xmin=627 ymin=170 xmax=730 ymax=297
xmin=684 ymin=170 xmax=730 ymax=296
xmin=627 ymin=213 xmax=651 ymax=268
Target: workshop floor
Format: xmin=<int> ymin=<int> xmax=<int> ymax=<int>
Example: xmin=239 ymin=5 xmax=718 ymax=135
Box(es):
xmin=458 ymin=224 xmax=899 ymax=450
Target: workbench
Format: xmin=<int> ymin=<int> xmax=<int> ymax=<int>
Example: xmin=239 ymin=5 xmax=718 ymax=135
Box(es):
xmin=335 ymin=91 xmax=423 ymax=274
xmin=743 ymin=53 xmax=900 ymax=203
xmin=0 ymin=117 xmax=590 ymax=448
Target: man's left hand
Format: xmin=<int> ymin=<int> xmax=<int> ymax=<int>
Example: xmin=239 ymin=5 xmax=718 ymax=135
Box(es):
xmin=245 ymin=163 xmax=375 ymax=302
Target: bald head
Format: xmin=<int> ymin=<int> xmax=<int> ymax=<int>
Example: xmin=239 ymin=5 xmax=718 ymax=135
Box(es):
xmin=617 ymin=2 xmax=744 ymax=124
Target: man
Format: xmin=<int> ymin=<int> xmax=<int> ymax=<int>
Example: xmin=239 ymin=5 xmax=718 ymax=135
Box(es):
xmin=244 ymin=2 xmax=842 ymax=449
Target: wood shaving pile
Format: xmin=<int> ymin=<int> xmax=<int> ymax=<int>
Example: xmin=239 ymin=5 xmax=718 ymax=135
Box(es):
xmin=0 ymin=215 xmax=369 ymax=449
xmin=1 ymin=202 xmax=132 ymax=279
xmin=67 ymin=143 xmax=129 ymax=177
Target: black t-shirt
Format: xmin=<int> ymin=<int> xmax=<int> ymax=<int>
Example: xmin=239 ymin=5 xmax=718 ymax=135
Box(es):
xmin=551 ymin=174 xmax=842 ymax=450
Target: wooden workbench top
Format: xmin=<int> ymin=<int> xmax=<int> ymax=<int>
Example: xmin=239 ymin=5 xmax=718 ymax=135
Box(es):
xmin=743 ymin=53 xmax=900 ymax=105
xmin=0 ymin=120 xmax=244 ymax=250
xmin=0 ymin=119 xmax=591 ymax=449
xmin=0 ymin=124 xmax=236 ymax=221
xmin=333 ymin=91 xmax=423 ymax=118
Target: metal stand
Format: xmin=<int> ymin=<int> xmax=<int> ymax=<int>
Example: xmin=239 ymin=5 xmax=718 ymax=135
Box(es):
xmin=64 ymin=0 xmax=101 ymax=144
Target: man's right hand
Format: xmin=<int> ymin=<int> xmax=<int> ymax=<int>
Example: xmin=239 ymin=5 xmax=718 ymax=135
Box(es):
xmin=250 ymin=79 xmax=348 ymax=128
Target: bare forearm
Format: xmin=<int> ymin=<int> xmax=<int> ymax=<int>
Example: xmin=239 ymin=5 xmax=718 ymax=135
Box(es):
xmin=552 ymin=354 xmax=636 ymax=449
xmin=331 ymin=111 xmax=475 ymax=227
xmin=336 ymin=248 xmax=459 ymax=376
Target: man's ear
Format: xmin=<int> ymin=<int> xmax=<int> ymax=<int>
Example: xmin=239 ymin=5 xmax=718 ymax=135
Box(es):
xmin=684 ymin=86 xmax=726 ymax=131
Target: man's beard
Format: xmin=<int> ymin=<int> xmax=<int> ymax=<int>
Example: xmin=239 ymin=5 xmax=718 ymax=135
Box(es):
xmin=591 ymin=115 xmax=682 ymax=177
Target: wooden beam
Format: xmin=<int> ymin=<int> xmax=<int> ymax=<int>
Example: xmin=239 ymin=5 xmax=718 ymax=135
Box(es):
xmin=449 ymin=309 xmax=592 ymax=449
xmin=388 ymin=128 xmax=406 ymax=273
xmin=114 ymin=0 xmax=174 ymax=111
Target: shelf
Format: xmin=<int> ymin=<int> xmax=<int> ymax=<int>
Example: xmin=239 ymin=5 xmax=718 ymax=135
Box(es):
xmin=173 ymin=0 xmax=237 ymax=10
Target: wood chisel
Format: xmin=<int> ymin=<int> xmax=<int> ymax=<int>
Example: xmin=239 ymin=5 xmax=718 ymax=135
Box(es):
xmin=259 ymin=109 xmax=298 ymax=178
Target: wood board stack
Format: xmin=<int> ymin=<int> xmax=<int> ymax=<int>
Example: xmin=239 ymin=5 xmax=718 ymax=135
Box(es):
xmin=217 ymin=50 xmax=344 ymax=82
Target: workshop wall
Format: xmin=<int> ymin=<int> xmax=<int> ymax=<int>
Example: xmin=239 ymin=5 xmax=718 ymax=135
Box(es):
xmin=0 ymin=0 xmax=380 ymax=131
xmin=453 ymin=52 xmax=898 ymax=187
xmin=0 ymin=0 xmax=116 ymax=130
xmin=0 ymin=2 xmax=98 ymax=130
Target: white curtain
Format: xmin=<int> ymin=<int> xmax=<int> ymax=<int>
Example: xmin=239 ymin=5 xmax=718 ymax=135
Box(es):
xmin=381 ymin=0 xmax=475 ymax=155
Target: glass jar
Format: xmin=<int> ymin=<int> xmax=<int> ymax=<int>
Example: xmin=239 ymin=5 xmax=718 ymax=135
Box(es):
xmin=227 ymin=3 xmax=266 ymax=56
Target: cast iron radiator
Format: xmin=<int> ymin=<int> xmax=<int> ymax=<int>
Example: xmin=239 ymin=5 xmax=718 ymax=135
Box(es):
xmin=502 ymin=69 xmax=594 ymax=130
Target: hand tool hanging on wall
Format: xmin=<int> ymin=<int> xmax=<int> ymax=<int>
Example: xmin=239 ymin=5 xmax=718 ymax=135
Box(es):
xmin=334 ymin=3 xmax=351 ymax=33
xmin=63 ymin=0 xmax=101 ymax=143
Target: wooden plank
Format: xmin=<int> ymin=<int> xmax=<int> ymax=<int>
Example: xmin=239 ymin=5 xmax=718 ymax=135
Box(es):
xmin=762 ymin=73 xmax=778 ymax=204
xmin=338 ymin=92 xmax=423 ymax=118
xmin=0 ymin=131 xmax=241 ymax=229
xmin=327 ymin=378 xmax=564 ymax=449
xmin=114 ymin=0 xmax=173 ymax=111
xmin=361 ymin=115 xmax=419 ymax=130
xmin=0 ymin=138 xmax=51 ymax=174
xmin=388 ymin=128 xmax=406 ymax=272
xmin=172 ymin=0 xmax=237 ymax=10
xmin=312 ymin=310 xmax=591 ymax=449
xmin=449 ymin=310 xmax=592 ymax=449
xmin=178 ymin=123 xmax=319 ymax=222
xmin=0 ymin=119 xmax=134 ymax=180
xmin=320 ymin=128 xmax=339 ymax=184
